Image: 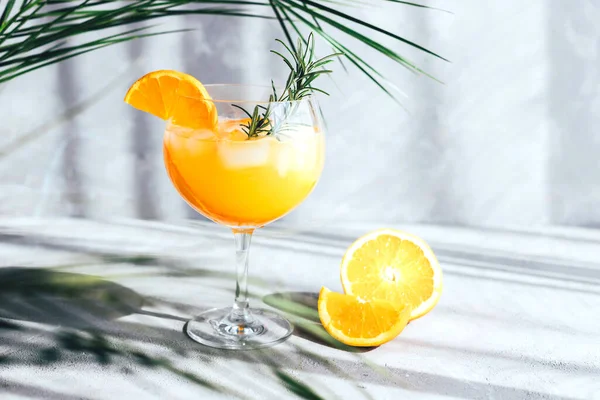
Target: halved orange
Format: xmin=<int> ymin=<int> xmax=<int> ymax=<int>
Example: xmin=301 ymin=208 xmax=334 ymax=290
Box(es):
xmin=341 ymin=229 xmax=442 ymax=321
xmin=318 ymin=287 xmax=411 ymax=347
xmin=124 ymin=70 xmax=217 ymax=130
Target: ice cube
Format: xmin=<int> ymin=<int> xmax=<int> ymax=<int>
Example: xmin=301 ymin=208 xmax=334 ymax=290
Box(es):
xmin=274 ymin=141 xmax=294 ymax=176
xmin=166 ymin=124 xmax=195 ymax=138
xmin=283 ymin=126 xmax=320 ymax=170
xmin=164 ymin=128 xmax=185 ymax=153
xmin=188 ymin=129 xmax=218 ymax=141
xmin=218 ymin=137 xmax=274 ymax=169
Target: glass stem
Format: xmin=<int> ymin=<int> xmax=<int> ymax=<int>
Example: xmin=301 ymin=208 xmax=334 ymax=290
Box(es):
xmin=231 ymin=229 xmax=254 ymax=324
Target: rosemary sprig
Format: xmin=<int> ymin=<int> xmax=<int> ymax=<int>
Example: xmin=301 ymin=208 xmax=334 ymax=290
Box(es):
xmin=231 ymin=81 xmax=277 ymax=137
xmin=233 ymin=32 xmax=341 ymax=138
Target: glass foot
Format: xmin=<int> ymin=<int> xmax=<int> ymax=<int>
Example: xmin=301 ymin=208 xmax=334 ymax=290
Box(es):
xmin=185 ymin=307 xmax=293 ymax=350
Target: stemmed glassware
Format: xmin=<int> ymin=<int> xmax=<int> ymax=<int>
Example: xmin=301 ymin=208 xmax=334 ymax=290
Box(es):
xmin=163 ymin=84 xmax=325 ymax=349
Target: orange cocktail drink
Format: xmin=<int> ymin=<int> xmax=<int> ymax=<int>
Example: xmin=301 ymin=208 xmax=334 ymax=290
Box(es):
xmin=164 ymin=120 xmax=323 ymax=227
xmin=163 ymin=119 xmax=324 ymax=228
xmin=124 ymin=34 xmax=332 ymax=349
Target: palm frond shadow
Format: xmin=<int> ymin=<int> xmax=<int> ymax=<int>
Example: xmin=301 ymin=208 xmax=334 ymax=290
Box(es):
xmin=0 ymin=265 xmax=583 ymax=400
xmin=0 ymin=265 xmax=238 ymax=396
xmin=0 ymin=219 xmax=586 ymax=399
xmin=0 ymin=265 xmax=366 ymax=398
xmin=0 ymin=267 xmax=145 ymax=327
xmin=0 ymin=378 xmax=95 ymax=400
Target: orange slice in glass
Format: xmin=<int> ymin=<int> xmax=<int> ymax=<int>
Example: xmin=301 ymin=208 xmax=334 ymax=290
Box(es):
xmin=340 ymin=229 xmax=443 ymax=321
xmin=124 ymin=69 xmax=217 ymax=130
xmin=318 ymin=287 xmax=411 ymax=347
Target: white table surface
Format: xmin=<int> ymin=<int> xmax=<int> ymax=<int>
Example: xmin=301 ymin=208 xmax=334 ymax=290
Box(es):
xmin=0 ymin=218 xmax=598 ymax=400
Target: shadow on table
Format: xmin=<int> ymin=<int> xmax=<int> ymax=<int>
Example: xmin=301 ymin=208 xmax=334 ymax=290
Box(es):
xmin=0 ymin=266 xmax=226 ymax=396
xmin=0 ymin=268 xmax=585 ymax=400
xmin=0 ymin=267 xmax=145 ymax=327
xmin=262 ymin=291 xmax=375 ymax=353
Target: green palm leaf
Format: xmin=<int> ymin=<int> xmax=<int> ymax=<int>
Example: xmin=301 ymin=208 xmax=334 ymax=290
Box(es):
xmin=0 ymin=0 xmax=448 ymax=99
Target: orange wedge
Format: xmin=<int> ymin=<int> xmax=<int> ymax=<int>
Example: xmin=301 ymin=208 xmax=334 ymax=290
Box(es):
xmin=318 ymin=287 xmax=411 ymax=347
xmin=341 ymin=229 xmax=442 ymax=321
xmin=124 ymin=70 xmax=217 ymax=130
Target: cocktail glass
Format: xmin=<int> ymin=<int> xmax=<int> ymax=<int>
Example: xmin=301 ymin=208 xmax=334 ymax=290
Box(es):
xmin=163 ymin=84 xmax=325 ymax=349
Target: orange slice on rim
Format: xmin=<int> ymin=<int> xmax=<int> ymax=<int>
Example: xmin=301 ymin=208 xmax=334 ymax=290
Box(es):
xmin=124 ymin=69 xmax=217 ymax=130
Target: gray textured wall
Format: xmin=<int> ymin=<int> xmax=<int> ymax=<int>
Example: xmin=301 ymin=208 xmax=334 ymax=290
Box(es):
xmin=1 ymin=1 xmax=599 ymax=229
